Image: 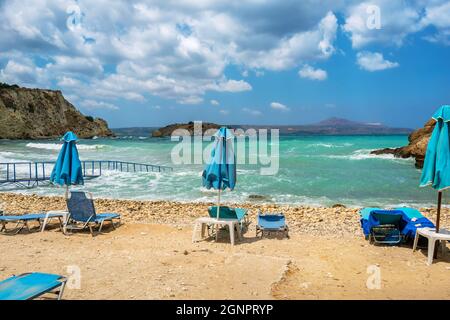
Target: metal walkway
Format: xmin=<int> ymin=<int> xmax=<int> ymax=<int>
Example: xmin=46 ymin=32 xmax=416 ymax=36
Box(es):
xmin=0 ymin=160 xmax=172 ymax=188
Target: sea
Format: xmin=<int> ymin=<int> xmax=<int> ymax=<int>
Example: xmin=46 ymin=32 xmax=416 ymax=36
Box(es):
xmin=0 ymin=134 xmax=442 ymax=208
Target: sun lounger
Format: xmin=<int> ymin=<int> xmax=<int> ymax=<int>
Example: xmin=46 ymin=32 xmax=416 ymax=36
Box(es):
xmin=0 ymin=213 xmax=64 ymax=234
xmin=0 ymin=272 xmax=66 ymax=300
xmin=256 ymin=212 xmax=289 ymax=238
xmin=65 ymin=191 xmax=121 ymax=236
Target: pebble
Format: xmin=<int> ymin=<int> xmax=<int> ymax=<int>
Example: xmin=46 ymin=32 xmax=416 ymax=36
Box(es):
xmin=0 ymin=193 xmax=448 ymax=238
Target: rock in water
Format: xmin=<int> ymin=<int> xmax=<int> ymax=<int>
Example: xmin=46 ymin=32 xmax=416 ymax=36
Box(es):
xmin=0 ymin=83 xmax=113 ymax=139
xmin=370 ymin=118 xmax=436 ymax=168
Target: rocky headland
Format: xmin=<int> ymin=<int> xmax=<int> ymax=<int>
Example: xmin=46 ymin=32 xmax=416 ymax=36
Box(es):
xmin=371 ymin=119 xmax=436 ymax=168
xmin=0 ymin=83 xmax=113 ymax=139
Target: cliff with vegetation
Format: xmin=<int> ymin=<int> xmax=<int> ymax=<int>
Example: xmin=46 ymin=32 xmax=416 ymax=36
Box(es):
xmin=0 ymin=83 xmax=113 ymax=139
xmin=371 ymin=119 xmax=435 ymax=168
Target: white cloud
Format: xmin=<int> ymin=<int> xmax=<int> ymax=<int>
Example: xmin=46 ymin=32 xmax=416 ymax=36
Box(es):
xmin=210 ymin=79 xmax=252 ymax=92
xmin=1 ymin=0 xmax=450 ymax=110
xmin=298 ymin=64 xmax=327 ymax=80
xmin=0 ymin=57 xmax=48 ymax=87
xmin=243 ymin=107 xmax=262 ymax=116
xmin=219 ymin=109 xmax=229 ymax=115
xmin=80 ymin=99 xmax=119 ymax=110
xmin=270 ymin=102 xmax=290 ymax=111
xmin=210 ymin=99 xmax=220 ymax=106
xmin=356 ymin=51 xmax=399 ymax=72
xmin=343 ymin=1 xmax=423 ymax=48
xmin=343 ymin=0 xmax=450 ymax=48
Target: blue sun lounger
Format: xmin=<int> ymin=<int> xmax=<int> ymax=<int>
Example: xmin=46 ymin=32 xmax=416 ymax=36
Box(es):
xmin=0 ymin=272 xmax=67 ymax=300
xmin=65 ymin=191 xmax=121 ymax=236
xmin=0 ymin=213 xmax=64 ymax=234
xmin=256 ymin=212 xmax=289 ymax=238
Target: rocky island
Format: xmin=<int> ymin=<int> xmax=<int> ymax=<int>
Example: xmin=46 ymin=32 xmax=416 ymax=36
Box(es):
xmin=152 ymin=121 xmax=220 ymax=137
xmin=0 ymin=83 xmax=113 ymax=139
xmin=371 ymin=118 xmax=435 ymax=168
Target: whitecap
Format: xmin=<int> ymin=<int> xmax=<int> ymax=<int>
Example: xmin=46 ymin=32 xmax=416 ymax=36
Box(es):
xmin=26 ymin=143 xmax=106 ymax=151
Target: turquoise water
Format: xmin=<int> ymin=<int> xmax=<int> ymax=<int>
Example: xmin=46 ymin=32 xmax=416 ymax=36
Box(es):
xmin=0 ymin=135 xmax=439 ymax=207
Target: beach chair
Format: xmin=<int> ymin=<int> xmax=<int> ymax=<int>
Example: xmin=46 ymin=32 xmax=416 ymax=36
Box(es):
xmin=0 ymin=272 xmax=67 ymax=300
xmin=65 ymin=191 xmax=121 ymax=236
xmin=0 ymin=213 xmax=64 ymax=234
xmin=256 ymin=212 xmax=289 ymax=238
xmin=368 ymin=210 xmax=404 ymax=244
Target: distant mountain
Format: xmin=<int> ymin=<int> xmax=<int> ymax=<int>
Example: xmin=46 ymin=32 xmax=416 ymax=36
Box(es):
xmin=235 ymin=117 xmax=413 ymax=135
xmin=112 ymin=118 xmax=413 ymax=137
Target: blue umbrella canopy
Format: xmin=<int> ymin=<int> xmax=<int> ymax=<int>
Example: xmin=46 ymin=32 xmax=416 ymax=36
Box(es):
xmin=420 ymin=105 xmax=450 ymax=191
xmin=202 ymin=127 xmax=236 ymax=219
xmin=202 ymin=127 xmax=236 ymax=190
xmin=50 ymin=131 xmax=84 ymax=186
xmin=420 ymin=105 xmax=450 ymax=233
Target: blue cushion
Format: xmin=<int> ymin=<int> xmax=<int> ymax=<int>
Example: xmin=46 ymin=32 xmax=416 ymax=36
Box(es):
xmin=257 ymin=214 xmax=286 ymax=230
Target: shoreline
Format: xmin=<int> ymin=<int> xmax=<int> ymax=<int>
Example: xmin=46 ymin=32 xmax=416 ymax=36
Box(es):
xmin=1 ymin=192 xmax=448 ymax=237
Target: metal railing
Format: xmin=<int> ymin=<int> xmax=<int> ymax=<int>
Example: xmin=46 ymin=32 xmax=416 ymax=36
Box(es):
xmin=0 ymin=160 xmax=172 ymax=187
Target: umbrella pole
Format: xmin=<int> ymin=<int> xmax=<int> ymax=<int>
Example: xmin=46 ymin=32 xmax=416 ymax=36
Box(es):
xmin=433 ymin=191 xmax=442 ymax=258
xmin=216 ymin=189 xmax=221 ymax=219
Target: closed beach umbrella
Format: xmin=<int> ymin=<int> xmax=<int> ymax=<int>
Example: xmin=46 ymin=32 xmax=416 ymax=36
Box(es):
xmin=50 ymin=131 xmax=84 ymax=188
xmin=202 ymin=127 xmax=236 ymax=219
xmin=420 ymin=105 xmax=450 ymax=233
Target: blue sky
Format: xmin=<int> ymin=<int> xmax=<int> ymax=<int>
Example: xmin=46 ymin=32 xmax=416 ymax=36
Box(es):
xmin=1 ymin=0 xmax=449 ymax=128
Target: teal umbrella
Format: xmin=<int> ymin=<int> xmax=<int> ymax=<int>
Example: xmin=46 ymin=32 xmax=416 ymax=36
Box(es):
xmin=420 ymin=105 xmax=450 ymax=233
xmin=202 ymin=127 xmax=236 ymax=219
xmin=50 ymin=131 xmax=84 ymax=188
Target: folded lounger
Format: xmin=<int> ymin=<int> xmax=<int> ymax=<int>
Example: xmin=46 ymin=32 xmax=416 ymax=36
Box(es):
xmin=0 ymin=213 xmax=64 ymax=234
xmin=368 ymin=210 xmax=404 ymax=244
xmin=65 ymin=191 xmax=121 ymax=236
xmin=256 ymin=212 xmax=289 ymax=238
xmin=359 ymin=207 xmax=435 ymax=243
xmin=0 ymin=272 xmax=67 ymax=300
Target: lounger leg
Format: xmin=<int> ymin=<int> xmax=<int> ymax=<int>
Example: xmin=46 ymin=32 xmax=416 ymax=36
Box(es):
xmin=427 ymin=238 xmax=436 ymax=266
xmin=40 ymin=214 xmax=49 ymax=232
xmin=57 ymin=280 xmax=67 ymax=300
xmin=413 ymin=230 xmax=420 ymax=251
xmin=98 ymin=220 xmax=105 ymax=233
xmin=89 ymin=225 xmax=94 ymax=236
xmin=0 ymin=222 xmax=6 ymax=232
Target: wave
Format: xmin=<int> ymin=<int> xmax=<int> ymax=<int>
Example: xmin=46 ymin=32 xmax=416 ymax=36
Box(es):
xmin=26 ymin=143 xmax=106 ymax=151
xmin=326 ymin=149 xmax=412 ymax=161
xmin=306 ymin=142 xmax=354 ymax=148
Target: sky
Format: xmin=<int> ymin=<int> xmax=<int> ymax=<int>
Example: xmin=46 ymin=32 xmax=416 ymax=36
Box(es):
xmin=0 ymin=0 xmax=450 ymax=129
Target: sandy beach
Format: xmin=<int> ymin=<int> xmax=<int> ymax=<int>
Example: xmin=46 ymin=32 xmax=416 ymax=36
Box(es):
xmin=0 ymin=192 xmax=449 ymax=300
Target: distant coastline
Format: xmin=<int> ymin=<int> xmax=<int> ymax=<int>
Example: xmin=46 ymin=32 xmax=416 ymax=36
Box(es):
xmin=112 ymin=117 xmax=413 ymax=138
